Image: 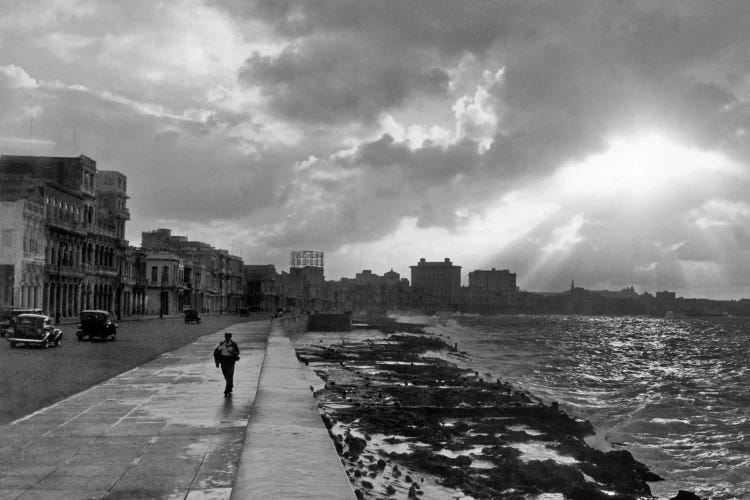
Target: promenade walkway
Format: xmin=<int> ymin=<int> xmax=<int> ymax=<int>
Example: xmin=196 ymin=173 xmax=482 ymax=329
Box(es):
xmin=0 ymin=319 xmax=355 ymax=499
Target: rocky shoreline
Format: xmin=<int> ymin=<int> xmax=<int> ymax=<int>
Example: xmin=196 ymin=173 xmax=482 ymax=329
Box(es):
xmin=294 ymin=318 xmax=704 ymax=500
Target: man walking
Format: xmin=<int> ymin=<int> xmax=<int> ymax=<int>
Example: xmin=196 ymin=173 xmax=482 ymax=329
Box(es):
xmin=214 ymin=332 xmax=240 ymax=396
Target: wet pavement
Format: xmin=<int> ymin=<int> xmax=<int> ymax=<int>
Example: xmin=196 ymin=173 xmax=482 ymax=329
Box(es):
xmin=0 ymin=321 xmax=268 ymax=499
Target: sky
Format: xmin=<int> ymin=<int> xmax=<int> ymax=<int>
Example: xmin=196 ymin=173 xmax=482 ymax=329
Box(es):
xmin=2 ymin=1 xmax=750 ymax=299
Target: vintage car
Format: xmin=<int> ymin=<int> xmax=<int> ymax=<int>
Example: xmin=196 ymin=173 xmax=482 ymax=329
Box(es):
xmin=184 ymin=308 xmax=201 ymax=324
xmin=76 ymin=310 xmax=117 ymax=341
xmin=6 ymin=314 xmax=62 ymax=348
xmin=1 ymin=308 xmax=44 ymax=338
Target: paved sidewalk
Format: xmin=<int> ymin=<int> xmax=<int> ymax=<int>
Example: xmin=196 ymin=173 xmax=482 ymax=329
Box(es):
xmin=232 ymin=320 xmax=356 ymax=500
xmin=0 ymin=321 xmax=269 ymax=500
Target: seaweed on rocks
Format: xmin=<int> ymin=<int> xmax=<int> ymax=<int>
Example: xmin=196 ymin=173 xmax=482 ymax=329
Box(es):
xmin=295 ymin=319 xmax=663 ymax=499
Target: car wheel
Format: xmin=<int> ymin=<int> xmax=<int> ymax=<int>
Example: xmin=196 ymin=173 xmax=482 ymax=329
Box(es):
xmin=77 ymin=335 xmax=83 ymax=341
xmin=55 ymin=338 xmax=61 ymax=346
xmin=9 ymin=341 xmax=16 ymax=348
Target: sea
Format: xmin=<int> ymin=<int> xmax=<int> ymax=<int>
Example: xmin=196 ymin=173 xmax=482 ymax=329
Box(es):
xmin=392 ymin=313 xmax=749 ymax=500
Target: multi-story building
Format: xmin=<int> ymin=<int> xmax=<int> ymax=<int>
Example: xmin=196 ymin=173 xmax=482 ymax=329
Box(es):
xmin=225 ymin=253 xmax=244 ymax=314
xmin=0 ymin=195 xmax=45 ymax=309
xmin=244 ymin=264 xmax=279 ymax=312
xmin=0 ymin=154 xmax=131 ymax=321
xmin=290 ymin=266 xmax=325 ymax=312
xmin=468 ymin=268 xmax=517 ymax=293
xmin=144 ymin=251 xmax=183 ymax=315
xmin=410 ymin=257 xmax=462 ymax=309
xmin=140 ymin=229 xmax=244 ymax=314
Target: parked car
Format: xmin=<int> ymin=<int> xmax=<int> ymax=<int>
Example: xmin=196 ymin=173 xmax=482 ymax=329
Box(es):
xmin=6 ymin=314 xmax=62 ymax=348
xmin=76 ymin=310 xmax=117 ymax=341
xmin=184 ymin=308 xmax=201 ymax=324
xmin=1 ymin=308 xmax=44 ymax=338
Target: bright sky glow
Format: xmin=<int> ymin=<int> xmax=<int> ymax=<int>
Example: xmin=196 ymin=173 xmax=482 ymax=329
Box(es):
xmin=555 ymin=133 xmax=740 ymax=204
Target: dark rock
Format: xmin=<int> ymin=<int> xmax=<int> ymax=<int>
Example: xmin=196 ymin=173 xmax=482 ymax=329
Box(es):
xmin=345 ymin=433 xmax=367 ymax=459
xmin=361 ymin=480 xmax=374 ymax=489
xmin=321 ymin=414 xmax=333 ymax=429
xmin=670 ymin=491 xmax=706 ymax=500
xmin=408 ymin=484 xmax=418 ymax=498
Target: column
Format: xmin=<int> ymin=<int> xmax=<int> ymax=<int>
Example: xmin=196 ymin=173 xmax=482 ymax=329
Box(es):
xmin=43 ymin=282 xmax=49 ymax=316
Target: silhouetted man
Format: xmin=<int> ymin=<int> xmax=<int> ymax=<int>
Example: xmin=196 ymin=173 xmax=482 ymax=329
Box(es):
xmin=214 ymin=332 xmax=240 ymax=396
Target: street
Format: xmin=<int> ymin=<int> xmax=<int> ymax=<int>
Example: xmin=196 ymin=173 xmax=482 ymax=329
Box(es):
xmin=0 ymin=313 xmax=269 ymax=425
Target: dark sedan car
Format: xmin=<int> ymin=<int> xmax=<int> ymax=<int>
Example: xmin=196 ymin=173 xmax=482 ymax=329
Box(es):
xmin=183 ymin=308 xmax=201 ymax=324
xmin=6 ymin=314 xmax=62 ymax=348
xmin=1 ymin=308 xmax=43 ymax=338
xmin=76 ymin=310 xmax=117 ymax=341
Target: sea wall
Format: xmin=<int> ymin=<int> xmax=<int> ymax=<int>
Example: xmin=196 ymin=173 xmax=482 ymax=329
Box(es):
xmin=308 ymin=312 xmax=352 ymax=331
xmin=276 ymin=313 xmax=309 ymax=337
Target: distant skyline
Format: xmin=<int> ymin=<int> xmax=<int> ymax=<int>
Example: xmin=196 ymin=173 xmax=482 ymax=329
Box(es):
xmin=3 ymin=1 xmax=750 ymax=299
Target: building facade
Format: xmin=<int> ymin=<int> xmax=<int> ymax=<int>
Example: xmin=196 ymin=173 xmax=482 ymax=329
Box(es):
xmin=0 ymin=155 xmax=131 ymax=321
xmin=244 ymin=264 xmax=279 ymax=312
xmin=468 ymin=268 xmax=517 ymax=293
xmin=410 ymin=257 xmax=462 ymax=309
xmin=140 ymin=229 xmax=244 ymax=314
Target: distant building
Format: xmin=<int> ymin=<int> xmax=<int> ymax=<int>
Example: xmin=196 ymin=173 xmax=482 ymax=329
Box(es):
xmin=244 ymin=264 xmax=278 ymax=312
xmin=145 ymin=252 xmax=182 ymax=316
xmin=410 ymin=257 xmax=462 ymax=309
xmin=383 ymin=268 xmax=401 ymax=287
xmin=468 ymin=268 xmax=517 ymax=294
xmin=140 ymin=228 xmax=244 ymax=313
xmin=289 ymin=265 xmax=325 ymax=311
xmin=462 ymin=268 xmax=519 ymax=313
xmin=355 ymin=270 xmax=381 ymax=286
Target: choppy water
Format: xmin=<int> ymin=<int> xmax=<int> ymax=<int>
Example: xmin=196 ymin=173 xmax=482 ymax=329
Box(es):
xmin=407 ymin=314 xmax=750 ymax=500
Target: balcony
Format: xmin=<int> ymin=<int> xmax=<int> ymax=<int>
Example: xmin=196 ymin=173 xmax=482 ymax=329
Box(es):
xmin=46 ymin=218 xmax=87 ymax=235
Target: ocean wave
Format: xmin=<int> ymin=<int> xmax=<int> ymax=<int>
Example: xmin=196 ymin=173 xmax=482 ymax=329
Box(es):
xmin=448 ymin=314 xmax=750 ymax=500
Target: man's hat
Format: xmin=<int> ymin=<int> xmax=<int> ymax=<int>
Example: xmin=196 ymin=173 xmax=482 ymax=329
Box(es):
xmin=225 ymin=332 xmax=232 ymax=337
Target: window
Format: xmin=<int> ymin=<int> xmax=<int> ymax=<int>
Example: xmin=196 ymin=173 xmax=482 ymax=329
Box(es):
xmin=151 ymin=266 xmax=158 ymax=283
xmin=162 ymin=266 xmax=169 ymax=283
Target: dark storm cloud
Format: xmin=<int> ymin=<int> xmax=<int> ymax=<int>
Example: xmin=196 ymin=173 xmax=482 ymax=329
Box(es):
xmin=234 ymin=0 xmax=750 ymax=189
xmin=220 ymin=0 xmax=526 ymax=54
xmin=241 ymin=34 xmax=450 ymax=124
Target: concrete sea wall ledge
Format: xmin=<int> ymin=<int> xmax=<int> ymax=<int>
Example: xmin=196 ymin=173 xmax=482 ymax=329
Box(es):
xmin=232 ymin=316 xmax=356 ymax=499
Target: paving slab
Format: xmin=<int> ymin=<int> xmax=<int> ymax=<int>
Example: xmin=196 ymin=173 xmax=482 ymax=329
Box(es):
xmin=0 ymin=321 xmax=269 ymax=500
xmin=231 ymin=321 xmax=356 ymax=500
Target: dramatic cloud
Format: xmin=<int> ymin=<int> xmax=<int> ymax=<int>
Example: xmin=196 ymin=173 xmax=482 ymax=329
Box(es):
xmin=4 ymin=0 xmax=750 ymax=297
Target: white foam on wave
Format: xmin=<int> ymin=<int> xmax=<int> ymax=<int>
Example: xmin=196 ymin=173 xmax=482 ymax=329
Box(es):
xmin=506 ymin=424 xmax=545 ymax=436
xmin=650 ymin=418 xmax=691 ymax=424
xmin=508 ymin=442 xmax=579 ymax=465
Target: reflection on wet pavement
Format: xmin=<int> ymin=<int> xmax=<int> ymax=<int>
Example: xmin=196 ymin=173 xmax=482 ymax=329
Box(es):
xmin=0 ymin=322 xmax=268 ymax=500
